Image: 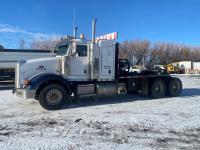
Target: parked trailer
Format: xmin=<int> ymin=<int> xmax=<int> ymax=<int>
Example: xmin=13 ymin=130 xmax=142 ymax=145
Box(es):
xmin=177 ymin=61 xmax=200 ymax=74
xmin=0 ymin=49 xmax=54 ymax=80
xmin=178 ymin=61 xmax=192 ymax=70
xmin=193 ymin=62 xmax=200 ymax=74
xmin=13 ymin=19 xmax=182 ymax=110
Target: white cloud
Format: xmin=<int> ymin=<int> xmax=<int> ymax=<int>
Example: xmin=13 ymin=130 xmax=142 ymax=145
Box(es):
xmin=0 ymin=24 xmax=64 ymax=48
xmin=0 ymin=24 xmax=22 ymax=33
xmin=0 ymin=24 xmax=61 ymax=41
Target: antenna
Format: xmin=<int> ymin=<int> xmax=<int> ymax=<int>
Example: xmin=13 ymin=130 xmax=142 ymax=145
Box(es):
xmin=73 ymin=8 xmax=76 ymax=37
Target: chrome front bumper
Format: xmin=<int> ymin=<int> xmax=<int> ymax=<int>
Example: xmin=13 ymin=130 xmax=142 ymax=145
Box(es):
xmin=13 ymin=87 xmax=36 ymax=99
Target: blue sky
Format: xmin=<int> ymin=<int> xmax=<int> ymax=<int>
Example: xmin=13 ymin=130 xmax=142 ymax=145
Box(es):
xmin=0 ymin=0 xmax=200 ymax=48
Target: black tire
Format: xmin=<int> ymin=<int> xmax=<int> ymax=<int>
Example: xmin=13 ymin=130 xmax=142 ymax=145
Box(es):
xmin=39 ymin=84 xmax=67 ymax=110
xmin=167 ymin=78 xmax=182 ymax=97
xmin=150 ymin=79 xmax=166 ymax=98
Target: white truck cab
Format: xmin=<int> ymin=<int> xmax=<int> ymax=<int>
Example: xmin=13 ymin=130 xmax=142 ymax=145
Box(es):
xmin=57 ymin=38 xmax=116 ymax=81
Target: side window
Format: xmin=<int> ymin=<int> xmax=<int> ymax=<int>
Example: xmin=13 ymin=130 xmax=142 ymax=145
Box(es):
xmin=76 ymin=45 xmax=87 ymax=57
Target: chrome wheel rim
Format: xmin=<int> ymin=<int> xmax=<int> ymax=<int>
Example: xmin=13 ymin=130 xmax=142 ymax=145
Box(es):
xmin=46 ymin=89 xmax=62 ymax=105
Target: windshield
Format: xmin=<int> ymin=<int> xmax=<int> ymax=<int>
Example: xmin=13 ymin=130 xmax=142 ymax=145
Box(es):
xmin=57 ymin=44 xmax=69 ymax=56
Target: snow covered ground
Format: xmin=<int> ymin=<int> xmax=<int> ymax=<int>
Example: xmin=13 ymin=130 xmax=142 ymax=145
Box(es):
xmin=0 ymin=76 xmax=200 ymax=150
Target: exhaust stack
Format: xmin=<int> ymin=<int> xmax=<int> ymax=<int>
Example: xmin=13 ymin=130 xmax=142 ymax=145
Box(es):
xmin=89 ymin=19 xmax=97 ymax=80
xmin=73 ymin=27 xmax=78 ymax=38
xmin=92 ymin=19 xmax=97 ymax=43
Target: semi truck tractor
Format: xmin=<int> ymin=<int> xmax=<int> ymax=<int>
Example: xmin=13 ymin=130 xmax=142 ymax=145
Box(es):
xmin=13 ymin=19 xmax=182 ymax=110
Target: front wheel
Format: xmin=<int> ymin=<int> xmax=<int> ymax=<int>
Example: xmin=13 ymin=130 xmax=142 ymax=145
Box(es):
xmin=39 ymin=84 xmax=67 ymax=110
xmin=150 ymin=79 xmax=166 ymax=98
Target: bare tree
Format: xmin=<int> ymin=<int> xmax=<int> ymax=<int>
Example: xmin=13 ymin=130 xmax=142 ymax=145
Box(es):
xmin=119 ymin=40 xmax=200 ymax=67
xmin=120 ymin=40 xmax=151 ymax=65
xmin=30 ymin=38 xmax=61 ymax=50
xmin=119 ymin=41 xmax=128 ymax=59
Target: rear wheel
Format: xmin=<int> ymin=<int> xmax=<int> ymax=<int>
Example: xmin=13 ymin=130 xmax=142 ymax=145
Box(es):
xmin=150 ymin=79 xmax=166 ymax=98
xmin=39 ymin=84 xmax=67 ymax=110
xmin=167 ymin=78 xmax=182 ymax=97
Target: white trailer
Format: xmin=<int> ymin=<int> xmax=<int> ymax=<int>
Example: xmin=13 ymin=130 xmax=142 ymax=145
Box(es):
xmin=0 ymin=49 xmax=54 ymax=80
xmin=177 ymin=61 xmax=200 ymax=74
xmin=177 ymin=61 xmax=192 ymax=70
xmin=193 ymin=62 xmax=200 ymax=74
xmin=193 ymin=62 xmax=200 ymax=70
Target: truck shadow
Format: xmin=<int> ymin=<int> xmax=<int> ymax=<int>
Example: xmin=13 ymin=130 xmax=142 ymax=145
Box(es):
xmin=62 ymin=88 xmax=200 ymax=109
xmin=62 ymin=94 xmax=151 ymax=109
xmin=180 ymin=88 xmax=200 ymax=97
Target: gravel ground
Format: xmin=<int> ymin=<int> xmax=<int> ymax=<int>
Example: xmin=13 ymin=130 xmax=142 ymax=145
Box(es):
xmin=0 ymin=76 xmax=200 ymax=150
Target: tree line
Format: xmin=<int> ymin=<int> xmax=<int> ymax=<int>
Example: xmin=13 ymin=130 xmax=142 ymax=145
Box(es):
xmin=25 ymin=39 xmax=200 ymax=67
xmin=119 ymin=40 xmax=200 ymax=67
xmin=18 ymin=38 xmax=61 ymax=50
xmin=2 ymin=38 xmax=200 ymax=67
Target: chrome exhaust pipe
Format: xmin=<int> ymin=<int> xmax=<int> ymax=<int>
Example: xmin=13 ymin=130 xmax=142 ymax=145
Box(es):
xmin=73 ymin=27 xmax=78 ymax=38
xmin=92 ymin=19 xmax=97 ymax=43
xmin=90 ymin=19 xmax=97 ymax=80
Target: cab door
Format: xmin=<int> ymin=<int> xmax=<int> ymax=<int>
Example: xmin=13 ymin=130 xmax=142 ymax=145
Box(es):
xmin=69 ymin=44 xmax=89 ymax=80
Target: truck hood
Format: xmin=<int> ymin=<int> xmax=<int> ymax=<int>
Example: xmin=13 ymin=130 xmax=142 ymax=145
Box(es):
xmin=16 ymin=57 xmax=61 ymax=88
